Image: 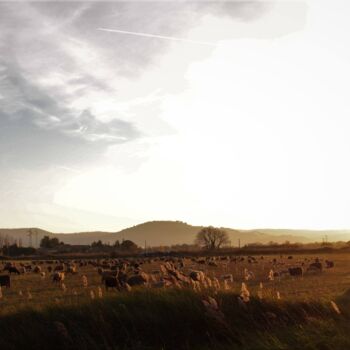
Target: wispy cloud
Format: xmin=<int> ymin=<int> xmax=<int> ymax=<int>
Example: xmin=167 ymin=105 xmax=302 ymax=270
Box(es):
xmin=0 ymin=1 xmax=272 ymax=231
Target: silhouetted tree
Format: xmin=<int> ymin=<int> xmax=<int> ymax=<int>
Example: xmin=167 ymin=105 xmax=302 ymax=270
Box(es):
xmin=40 ymin=236 xmax=61 ymax=249
xmin=195 ymin=226 xmax=230 ymax=250
xmin=91 ymin=240 xmax=104 ymax=248
xmin=120 ymin=240 xmax=138 ymax=251
xmin=3 ymin=243 xmax=36 ymax=256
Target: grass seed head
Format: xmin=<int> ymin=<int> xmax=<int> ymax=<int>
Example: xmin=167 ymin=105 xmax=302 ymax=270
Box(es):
xmin=82 ymin=275 xmax=88 ymax=288
xmin=240 ymin=282 xmax=250 ymax=302
xmin=223 ymin=280 xmax=230 ymax=290
xmin=331 ymin=300 xmax=341 ymax=314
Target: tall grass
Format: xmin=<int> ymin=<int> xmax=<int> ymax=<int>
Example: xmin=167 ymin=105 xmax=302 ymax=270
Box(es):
xmin=0 ymin=288 xmax=349 ymax=350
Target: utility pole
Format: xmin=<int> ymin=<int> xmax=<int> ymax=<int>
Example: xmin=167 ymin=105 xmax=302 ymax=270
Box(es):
xmin=5 ymin=235 xmax=9 ymax=248
xmin=238 ymin=238 xmax=241 ymax=249
xmin=28 ymin=229 xmax=33 ymax=248
xmin=34 ymin=230 xmax=38 ymax=248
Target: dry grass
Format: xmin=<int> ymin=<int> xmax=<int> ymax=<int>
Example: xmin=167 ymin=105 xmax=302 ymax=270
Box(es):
xmin=0 ymin=253 xmax=349 ymax=349
xmin=2 ymin=253 xmax=349 ymax=309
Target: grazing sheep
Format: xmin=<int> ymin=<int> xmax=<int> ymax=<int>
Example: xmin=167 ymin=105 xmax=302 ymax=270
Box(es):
xmin=104 ymin=276 xmax=121 ymax=291
xmin=66 ymin=265 xmax=77 ymax=274
xmin=3 ymin=262 xmax=13 ymax=271
xmin=18 ymin=267 xmax=27 ymax=274
xmin=127 ymin=272 xmax=150 ymax=286
xmin=325 ymin=260 xmax=334 ymax=268
xmin=52 ymin=272 xmax=65 ymax=283
xmin=0 ymin=275 xmax=10 ymax=288
xmin=153 ymin=280 xmax=173 ymax=288
xmin=100 ymin=270 xmax=118 ymax=282
xmin=189 ymin=270 xmax=206 ymax=282
xmin=288 ymin=267 xmax=303 ymax=276
xmin=221 ymin=274 xmax=233 ymax=282
xmin=33 ymin=266 xmax=41 ymax=273
xmin=8 ymin=267 xmax=21 ymax=275
xmin=308 ymin=262 xmax=322 ymax=272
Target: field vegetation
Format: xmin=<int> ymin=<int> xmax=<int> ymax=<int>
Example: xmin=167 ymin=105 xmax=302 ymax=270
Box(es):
xmin=0 ymin=253 xmax=349 ymax=349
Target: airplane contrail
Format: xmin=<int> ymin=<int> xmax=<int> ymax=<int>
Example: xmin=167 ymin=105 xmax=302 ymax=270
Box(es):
xmin=97 ymin=28 xmax=217 ymax=47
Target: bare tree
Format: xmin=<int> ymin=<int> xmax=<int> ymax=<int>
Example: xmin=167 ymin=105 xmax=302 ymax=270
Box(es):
xmin=195 ymin=226 xmax=230 ymax=250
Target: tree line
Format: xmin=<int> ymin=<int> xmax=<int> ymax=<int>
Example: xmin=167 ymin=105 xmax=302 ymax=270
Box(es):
xmin=39 ymin=236 xmax=140 ymax=252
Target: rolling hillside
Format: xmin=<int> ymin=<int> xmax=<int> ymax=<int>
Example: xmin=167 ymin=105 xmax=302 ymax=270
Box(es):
xmin=1 ymin=221 xmax=348 ymax=248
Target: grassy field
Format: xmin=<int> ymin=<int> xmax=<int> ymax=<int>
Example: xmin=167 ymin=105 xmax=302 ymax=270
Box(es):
xmin=0 ymin=253 xmax=349 ymax=349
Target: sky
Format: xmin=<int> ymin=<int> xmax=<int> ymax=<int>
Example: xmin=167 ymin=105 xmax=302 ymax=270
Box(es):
xmin=1 ymin=0 xmax=350 ymax=233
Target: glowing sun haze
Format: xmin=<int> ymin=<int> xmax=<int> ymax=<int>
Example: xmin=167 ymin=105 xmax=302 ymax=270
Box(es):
xmin=1 ymin=1 xmax=350 ymax=233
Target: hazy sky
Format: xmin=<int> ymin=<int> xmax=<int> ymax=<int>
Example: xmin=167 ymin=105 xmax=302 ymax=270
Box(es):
xmin=1 ymin=0 xmax=350 ymax=232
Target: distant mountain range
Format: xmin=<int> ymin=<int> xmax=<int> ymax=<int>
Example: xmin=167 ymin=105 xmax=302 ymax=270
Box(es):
xmin=1 ymin=221 xmax=350 ymax=248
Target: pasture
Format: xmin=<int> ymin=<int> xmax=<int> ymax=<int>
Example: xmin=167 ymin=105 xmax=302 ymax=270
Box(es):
xmin=0 ymin=253 xmax=349 ymax=349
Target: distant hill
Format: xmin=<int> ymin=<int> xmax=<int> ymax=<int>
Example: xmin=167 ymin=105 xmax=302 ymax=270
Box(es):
xmin=245 ymin=229 xmax=350 ymax=243
xmin=1 ymin=221 xmax=349 ymax=248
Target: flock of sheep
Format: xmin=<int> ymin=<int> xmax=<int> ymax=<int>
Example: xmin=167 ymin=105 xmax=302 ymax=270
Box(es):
xmin=0 ymin=254 xmax=335 ymax=294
